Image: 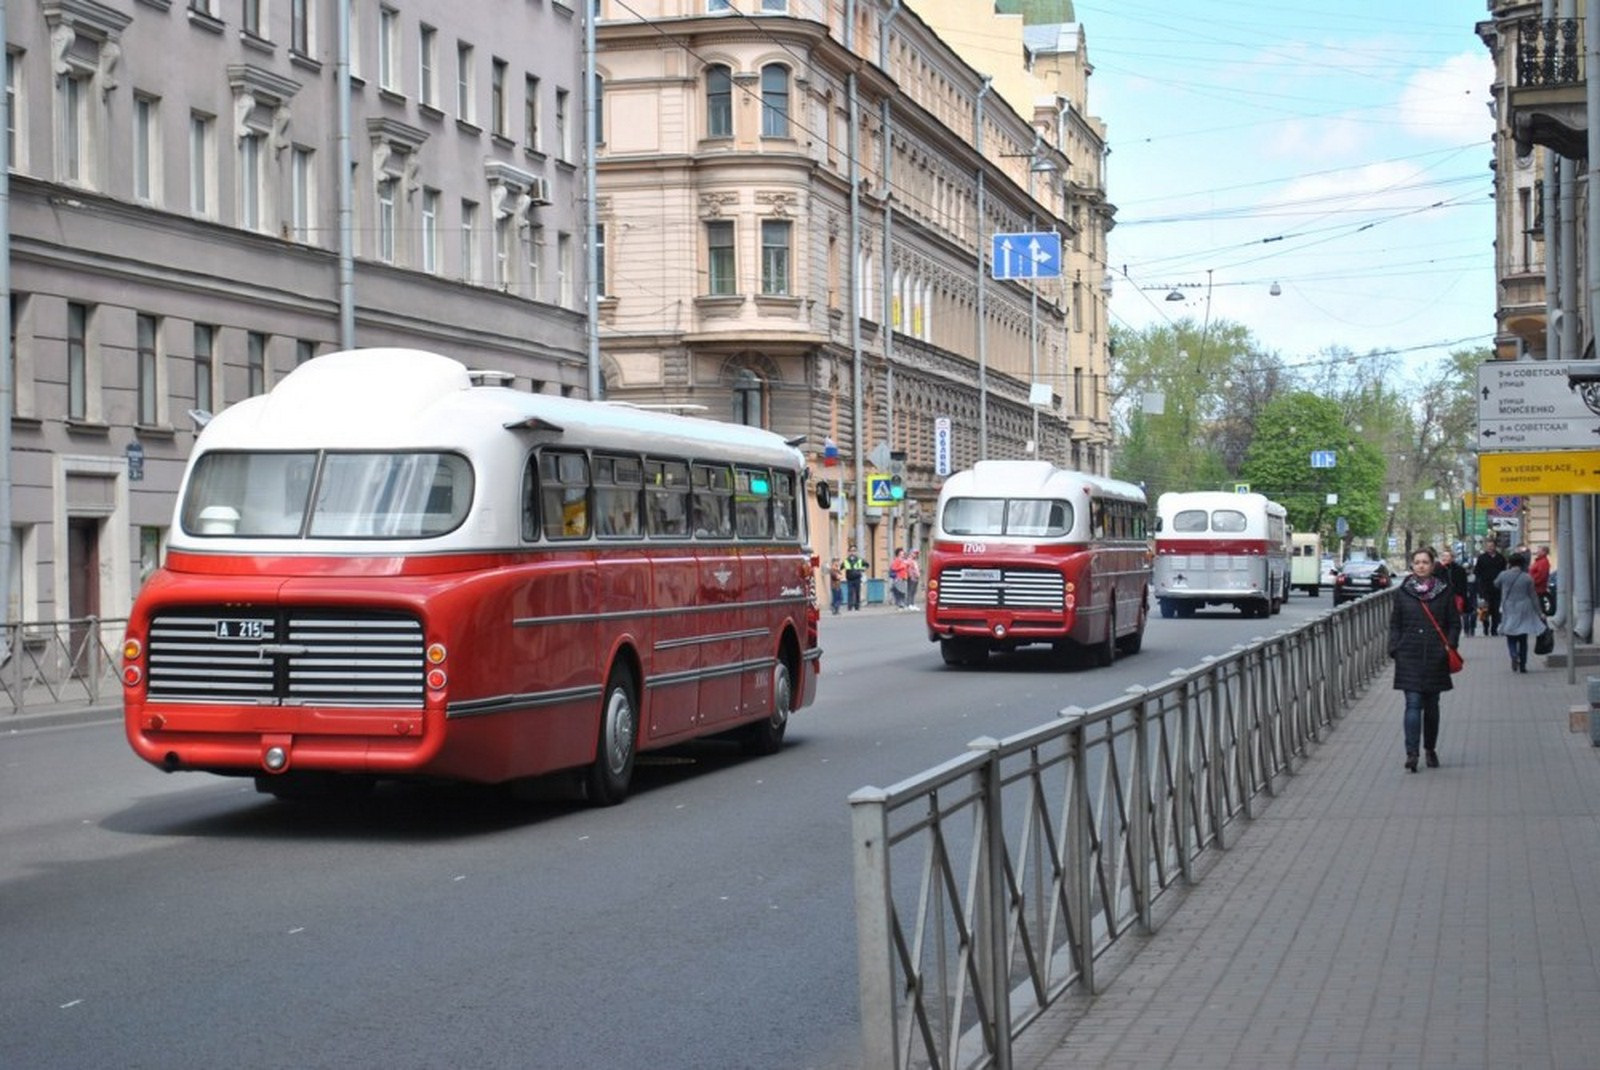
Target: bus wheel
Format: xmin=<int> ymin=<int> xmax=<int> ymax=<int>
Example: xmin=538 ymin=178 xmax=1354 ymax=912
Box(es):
xmin=1094 ymin=610 xmax=1116 ymax=667
xmin=940 ymin=638 xmax=986 ymax=667
xmin=741 ymin=658 xmax=792 ymax=756
xmin=586 ymin=666 xmax=638 ymax=806
xmin=1158 ymin=598 xmax=1176 ymax=619
xmin=254 ymin=772 xmax=374 ymax=801
xmin=1117 ymin=601 xmax=1146 ymax=656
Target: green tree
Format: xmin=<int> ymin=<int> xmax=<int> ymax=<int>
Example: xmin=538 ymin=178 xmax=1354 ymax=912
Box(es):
xmin=1240 ymin=392 xmax=1385 ymax=551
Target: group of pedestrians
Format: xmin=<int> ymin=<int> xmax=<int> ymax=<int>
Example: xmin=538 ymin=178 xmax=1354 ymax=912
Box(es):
xmin=1388 ymin=540 xmax=1553 ymax=774
xmin=828 ymin=546 xmax=919 ymax=613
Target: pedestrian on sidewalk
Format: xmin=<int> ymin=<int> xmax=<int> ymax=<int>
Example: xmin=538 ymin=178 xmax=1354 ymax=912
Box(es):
xmin=1389 ymin=546 xmax=1461 ymax=773
xmin=889 ymin=548 xmax=909 ymax=609
xmin=827 ymin=559 xmax=844 ymax=615
xmin=1494 ymin=550 xmax=1547 ymax=674
xmin=1474 ymin=540 xmax=1506 ymax=636
xmin=843 ymin=546 xmax=868 ymax=611
xmin=905 ymin=549 xmax=921 ymax=610
xmin=1530 ymin=544 xmax=1554 ymax=616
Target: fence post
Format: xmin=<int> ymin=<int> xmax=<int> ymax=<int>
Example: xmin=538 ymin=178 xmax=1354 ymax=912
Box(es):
xmin=1126 ymin=686 xmax=1153 ymax=934
xmin=849 ymin=786 xmax=900 ymax=1070
xmin=1064 ymin=711 xmax=1095 ymax=996
xmin=970 ymin=737 xmax=1012 ymax=1070
xmin=1176 ymin=676 xmax=1194 ymax=883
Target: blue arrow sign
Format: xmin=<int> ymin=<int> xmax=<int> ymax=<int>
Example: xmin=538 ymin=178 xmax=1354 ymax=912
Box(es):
xmin=991 ymin=232 xmax=1062 ymax=280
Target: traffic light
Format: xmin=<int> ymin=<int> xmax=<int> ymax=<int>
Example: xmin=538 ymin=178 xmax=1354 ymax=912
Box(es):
xmin=889 ymin=449 xmax=907 ymax=500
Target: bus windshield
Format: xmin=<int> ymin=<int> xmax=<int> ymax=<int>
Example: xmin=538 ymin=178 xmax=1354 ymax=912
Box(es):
xmin=942 ymin=497 xmax=1072 ymax=538
xmin=180 ymin=450 xmax=474 ymax=538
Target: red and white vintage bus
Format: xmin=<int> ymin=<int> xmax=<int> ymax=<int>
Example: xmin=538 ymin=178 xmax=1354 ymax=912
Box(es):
xmin=1152 ymin=490 xmax=1291 ymax=619
xmin=121 ymin=348 xmax=821 ymax=804
xmin=924 ymin=461 xmax=1151 ymax=667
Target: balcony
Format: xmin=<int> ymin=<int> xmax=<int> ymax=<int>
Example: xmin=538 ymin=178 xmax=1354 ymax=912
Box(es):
xmin=1508 ymin=17 xmax=1587 ymax=159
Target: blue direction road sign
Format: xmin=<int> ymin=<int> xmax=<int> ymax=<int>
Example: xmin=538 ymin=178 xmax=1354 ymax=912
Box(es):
xmin=991 ymin=232 xmax=1062 ymax=280
xmin=1310 ymin=449 xmax=1337 ymax=469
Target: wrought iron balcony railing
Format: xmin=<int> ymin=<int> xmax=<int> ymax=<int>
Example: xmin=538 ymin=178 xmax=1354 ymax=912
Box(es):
xmin=1517 ymin=17 xmax=1584 ymax=89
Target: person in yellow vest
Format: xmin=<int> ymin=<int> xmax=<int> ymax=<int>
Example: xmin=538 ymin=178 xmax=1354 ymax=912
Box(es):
xmin=843 ymin=547 xmax=868 ymax=611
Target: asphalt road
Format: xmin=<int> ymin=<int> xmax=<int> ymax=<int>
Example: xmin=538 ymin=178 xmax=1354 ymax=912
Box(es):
xmin=0 ymin=592 xmax=1336 ymax=1070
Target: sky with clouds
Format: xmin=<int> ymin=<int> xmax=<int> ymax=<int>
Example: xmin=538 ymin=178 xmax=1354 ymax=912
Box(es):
xmin=1074 ymin=0 xmax=1496 ymax=371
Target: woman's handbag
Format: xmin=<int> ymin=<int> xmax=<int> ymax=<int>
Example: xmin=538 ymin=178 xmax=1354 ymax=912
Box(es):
xmin=1420 ymin=600 xmax=1463 ymax=673
xmin=1535 ymin=626 xmax=1554 ymax=656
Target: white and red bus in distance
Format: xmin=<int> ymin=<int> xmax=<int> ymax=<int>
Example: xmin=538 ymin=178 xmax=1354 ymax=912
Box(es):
xmin=924 ymin=461 xmax=1151 ymax=668
xmin=1152 ymin=490 xmax=1291 ymax=619
xmin=121 ymin=348 xmax=821 ymax=805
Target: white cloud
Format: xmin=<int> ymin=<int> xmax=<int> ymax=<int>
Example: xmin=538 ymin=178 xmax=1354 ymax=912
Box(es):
xmin=1400 ymin=51 xmax=1497 ymax=143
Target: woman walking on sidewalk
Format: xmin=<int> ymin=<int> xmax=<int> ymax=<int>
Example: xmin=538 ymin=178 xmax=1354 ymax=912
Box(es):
xmin=1390 ymin=547 xmax=1461 ymax=773
xmin=1494 ymin=550 xmax=1547 ymax=674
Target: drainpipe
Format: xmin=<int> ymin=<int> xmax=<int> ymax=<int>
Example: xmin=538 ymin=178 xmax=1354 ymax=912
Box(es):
xmin=584 ymin=0 xmax=600 ymax=397
xmin=880 ymin=0 xmax=900 ymax=557
xmin=975 ymin=78 xmax=991 ymax=459
xmin=847 ymin=0 xmax=865 ymax=555
xmin=0 ymin=0 xmax=11 ymax=633
xmin=1576 ymin=0 xmax=1599 ymax=643
xmin=336 ymin=0 xmax=354 ymax=348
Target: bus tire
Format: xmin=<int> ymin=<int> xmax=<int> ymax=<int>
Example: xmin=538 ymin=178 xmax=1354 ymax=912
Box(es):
xmin=1094 ymin=609 xmax=1116 ymax=667
xmin=1158 ymin=598 xmax=1176 ymax=619
xmin=940 ymin=638 xmax=986 ymax=667
xmin=741 ymin=656 xmax=793 ymax=756
xmin=254 ymin=772 xmax=374 ymax=801
xmin=1117 ymin=599 xmax=1147 ymax=656
xmin=586 ymin=665 xmax=638 ymax=807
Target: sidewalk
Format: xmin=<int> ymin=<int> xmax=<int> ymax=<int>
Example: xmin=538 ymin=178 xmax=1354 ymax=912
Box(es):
xmin=1014 ymin=631 xmax=1600 ymax=1070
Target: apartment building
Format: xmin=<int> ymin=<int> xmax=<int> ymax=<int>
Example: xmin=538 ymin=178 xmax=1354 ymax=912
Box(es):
xmin=5 ymin=0 xmax=587 ymax=628
xmin=594 ymin=0 xmax=1114 ymax=566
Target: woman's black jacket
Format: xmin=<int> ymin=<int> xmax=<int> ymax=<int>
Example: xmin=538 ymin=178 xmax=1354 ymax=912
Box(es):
xmin=1389 ymin=576 xmax=1461 ymax=693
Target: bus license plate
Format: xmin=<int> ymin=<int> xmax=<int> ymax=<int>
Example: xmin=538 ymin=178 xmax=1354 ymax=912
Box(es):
xmin=216 ymin=618 xmax=267 ymax=640
xmin=963 ymin=569 xmax=1002 ymax=582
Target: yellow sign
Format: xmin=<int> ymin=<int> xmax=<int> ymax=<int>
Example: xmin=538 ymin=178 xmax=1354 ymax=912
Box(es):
xmin=1478 ymin=450 xmax=1600 ymax=494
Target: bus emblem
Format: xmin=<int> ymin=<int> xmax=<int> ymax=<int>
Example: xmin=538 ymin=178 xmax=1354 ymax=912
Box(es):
xmin=712 ymin=568 xmax=732 ymax=587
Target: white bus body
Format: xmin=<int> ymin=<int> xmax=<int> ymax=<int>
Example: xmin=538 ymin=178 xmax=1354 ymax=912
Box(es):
xmin=1152 ymin=491 xmax=1290 ymax=618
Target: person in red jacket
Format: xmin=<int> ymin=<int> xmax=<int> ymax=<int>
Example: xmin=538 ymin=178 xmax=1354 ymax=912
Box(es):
xmin=1529 ymin=544 xmax=1553 ymax=616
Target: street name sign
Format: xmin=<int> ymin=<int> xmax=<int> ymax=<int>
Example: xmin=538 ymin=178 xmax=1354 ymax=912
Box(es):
xmin=1478 ymin=449 xmax=1600 ymax=494
xmin=1476 ymin=361 xmax=1600 ymax=450
xmin=990 ymin=232 xmax=1062 ymax=280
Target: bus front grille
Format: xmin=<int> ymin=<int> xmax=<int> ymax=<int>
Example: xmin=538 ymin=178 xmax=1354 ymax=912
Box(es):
xmin=937 ymin=569 xmax=1065 ymax=610
xmin=145 ymin=609 xmax=426 ymax=708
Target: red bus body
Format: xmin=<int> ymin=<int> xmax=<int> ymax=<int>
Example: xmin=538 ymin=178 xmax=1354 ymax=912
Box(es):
xmin=924 ymin=461 xmax=1151 ymax=667
xmin=122 ymin=350 xmax=820 ymax=801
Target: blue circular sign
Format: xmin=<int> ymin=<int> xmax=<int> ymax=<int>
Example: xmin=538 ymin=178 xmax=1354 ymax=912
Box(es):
xmin=1493 ymin=495 xmax=1522 ymax=515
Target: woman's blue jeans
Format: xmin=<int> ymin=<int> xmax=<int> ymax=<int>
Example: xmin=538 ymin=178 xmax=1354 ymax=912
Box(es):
xmin=1403 ymin=690 xmax=1441 ymax=755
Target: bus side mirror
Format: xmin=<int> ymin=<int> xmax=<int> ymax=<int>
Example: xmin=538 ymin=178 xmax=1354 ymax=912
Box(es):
xmin=815 ymin=483 xmax=832 ymax=508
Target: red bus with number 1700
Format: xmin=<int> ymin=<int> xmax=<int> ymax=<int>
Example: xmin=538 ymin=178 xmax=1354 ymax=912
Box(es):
xmin=121 ymin=349 xmax=821 ymax=804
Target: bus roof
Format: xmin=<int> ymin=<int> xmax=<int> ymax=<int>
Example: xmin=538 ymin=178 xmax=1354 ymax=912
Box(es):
xmin=939 ymin=460 xmax=1145 ymax=504
xmin=1155 ymin=490 xmax=1286 ymax=517
xmin=193 ymin=348 xmax=804 ymax=469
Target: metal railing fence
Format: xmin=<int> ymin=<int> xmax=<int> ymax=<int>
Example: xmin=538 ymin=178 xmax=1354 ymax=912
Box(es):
xmin=849 ymin=592 xmax=1395 ymax=1070
xmin=0 ymin=617 xmax=127 ymax=714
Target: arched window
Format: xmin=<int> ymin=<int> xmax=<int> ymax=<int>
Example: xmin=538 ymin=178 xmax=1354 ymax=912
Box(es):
xmin=732 ymin=369 xmax=766 ymax=428
xmin=760 ymin=65 xmax=789 ymax=138
xmin=706 ymin=65 xmax=732 ymax=138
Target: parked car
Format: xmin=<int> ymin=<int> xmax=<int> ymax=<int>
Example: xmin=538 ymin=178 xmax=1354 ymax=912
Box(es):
xmin=1333 ymin=559 xmax=1393 ymax=604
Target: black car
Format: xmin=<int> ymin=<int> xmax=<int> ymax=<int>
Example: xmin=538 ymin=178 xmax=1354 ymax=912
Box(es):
xmin=1332 ymin=559 xmax=1393 ymax=604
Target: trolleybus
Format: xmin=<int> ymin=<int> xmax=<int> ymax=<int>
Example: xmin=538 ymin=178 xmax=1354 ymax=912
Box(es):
xmin=924 ymin=461 xmax=1150 ymax=668
xmin=121 ymin=348 xmax=821 ymax=804
xmin=1152 ymin=490 xmax=1290 ymax=618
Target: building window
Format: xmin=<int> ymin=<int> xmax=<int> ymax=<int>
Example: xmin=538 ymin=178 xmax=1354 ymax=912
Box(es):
xmin=491 ymin=59 xmax=508 ymax=137
xmin=707 ymin=220 xmax=735 ymax=296
xmin=761 ymin=220 xmax=791 ymax=295
xmin=555 ymin=88 xmax=570 ymax=161
xmin=557 ymin=231 xmax=573 ymax=307
xmin=421 ymin=187 xmax=440 ymax=273
xmin=194 ymin=323 xmax=215 ymax=414
xmin=189 ymin=112 xmax=215 ymax=218
xmin=139 ymin=526 xmax=163 ymax=585
xmin=760 ymin=65 xmax=789 ymax=138
xmin=247 ymin=331 xmax=267 ymax=396
xmin=593 ymin=74 xmax=604 ymax=144
xmin=291 ymin=146 xmax=314 ymax=242
xmin=708 ymin=0 xmax=730 ymax=11
xmin=377 ymin=177 xmax=396 ymax=262
xmin=732 ymin=370 xmax=765 ymax=427
xmin=460 ymin=199 xmax=478 ymax=282
xmin=243 ymin=0 xmax=263 ymax=37
xmin=134 ymin=95 xmax=160 ymax=203
xmin=346 ymin=0 xmax=361 ymax=78
xmin=240 ymin=132 xmax=265 ymax=231
xmin=528 ymin=223 xmax=544 ymax=301
xmin=706 ymin=65 xmax=731 ymax=137
xmin=291 ymin=0 xmax=312 ymax=53
xmin=136 ymin=313 xmax=160 ymax=425
xmin=456 ymin=42 xmax=474 ymax=122
xmin=67 ymin=302 xmax=88 ymax=420
xmin=595 ymin=223 xmax=607 ymax=298
xmin=296 ymin=339 xmax=316 ymax=365
xmin=56 ymin=71 xmax=92 ymax=186
xmin=379 ymin=7 xmax=400 ymax=92
xmin=760 ymin=0 xmax=786 ymax=10
xmin=419 ymin=25 xmax=437 ymax=107
xmin=6 ymin=51 xmax=22 ymax=172
xmin=494 ymin=215 xmax=514 ymax=289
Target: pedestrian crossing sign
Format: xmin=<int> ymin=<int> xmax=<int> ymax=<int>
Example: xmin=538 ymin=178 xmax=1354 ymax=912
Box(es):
xmin=867 ymin=474 xmax=895 ymax=507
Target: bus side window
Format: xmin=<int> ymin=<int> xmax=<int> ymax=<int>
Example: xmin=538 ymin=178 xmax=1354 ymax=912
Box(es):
xmin=520 ymin=459 xmax=539 ymax=541
xmin=595 ymin=454 xmax=642 ymax=538
xmin=692 ymin=463 xmax=733 ymax=538
xmin=646 ymin=458 xmax=690 ymax=537
xmin=772 ymin=471 xmax=796 ymax=539
xmin=540 ymin=450 xmax=591 ymax=539
xmin=735 ymin=467 xmax=772 ymax=539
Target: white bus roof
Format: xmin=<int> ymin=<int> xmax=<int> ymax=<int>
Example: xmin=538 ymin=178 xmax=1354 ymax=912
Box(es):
xmin=939 ymin=460 xmax=1145 ymax=503
xmin=1155 ymin=490 xmax=1286 ymax=517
